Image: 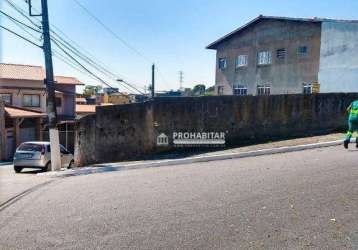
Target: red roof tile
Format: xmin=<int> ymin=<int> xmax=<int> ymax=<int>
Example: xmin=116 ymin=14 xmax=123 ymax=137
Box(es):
xmin=76 ymin=103 xmax=113 ymax=114
xmin=76 ymin=105 xmax=96 ymax=114
xmin=0 ymin=63 xmax=84 ymax=85
xmin=76 ymin=98 xmax=87 ymax=103
xmin=55 ymin=76 xmax=84 ymax=85
xmin=5 ymin=106 xmax=46 ymax=118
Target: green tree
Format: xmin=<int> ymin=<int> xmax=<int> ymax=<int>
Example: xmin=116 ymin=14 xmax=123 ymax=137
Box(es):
xmin=204 ymin=85 xmax=215 ymax=96
xmin=191 ymin=84 xmax=206 ymax=96
xmin=83 ymin=85 xmax=102 ymax=97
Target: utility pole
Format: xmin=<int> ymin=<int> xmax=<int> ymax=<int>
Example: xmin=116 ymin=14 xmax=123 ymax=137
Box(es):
xmin=151 ymin=64 xmax=155 ymax=98
xmin=28 ymin=0 xmax=61 ymax=171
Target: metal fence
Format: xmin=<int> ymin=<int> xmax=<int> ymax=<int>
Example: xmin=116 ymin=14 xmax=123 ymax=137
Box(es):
xmin=41 ymin=129 xmax=75 ymax=153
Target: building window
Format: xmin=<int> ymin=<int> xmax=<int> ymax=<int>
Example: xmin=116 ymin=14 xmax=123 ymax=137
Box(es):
xmin=303 ymin=83 xmax=313 ymax=94
xmin=233 ymin=86 xmax=248 ymax=96
xmin=0 ymin=93 xmax=12 ymax=105
xmin=217 ymin=86 xmax=224 ymax=95
xmin=23 ymin=94 xmax=40 ymax=107
xmin=298 ymin=46 xmax=308 ymax=57
xmin=218 ymin=58 xmax=227 ymax=70
xmin=276 ymin=48 xmax=286 ymax=60
xmin=257 ymin=85 xmax=271 ymax=96
xmin=257 ymin=51 xmax=272 ymax=65
xmin=236 ymin=55 xmax=248 ymax=68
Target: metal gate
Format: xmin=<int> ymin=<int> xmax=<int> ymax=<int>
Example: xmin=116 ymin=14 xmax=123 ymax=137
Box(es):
xmin=20 ymin=127 xmax=36 ymax=144
xmin=5 ymin=129 xmax=14 ymax=160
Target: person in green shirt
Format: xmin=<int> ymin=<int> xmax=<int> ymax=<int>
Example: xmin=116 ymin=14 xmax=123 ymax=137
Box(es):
xmin=344 ymin=100 xmax=358 ymax=149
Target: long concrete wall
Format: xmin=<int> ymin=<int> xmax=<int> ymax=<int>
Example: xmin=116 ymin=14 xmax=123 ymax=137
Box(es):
xmin=75 ymin=94 xmax=358 ymax=166
xmin=319 ymin=21 xmax=358 ymax=93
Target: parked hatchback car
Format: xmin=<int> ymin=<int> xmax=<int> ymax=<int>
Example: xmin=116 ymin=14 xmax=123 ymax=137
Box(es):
xmin=13 ymin=142 xmax=74 ymax=173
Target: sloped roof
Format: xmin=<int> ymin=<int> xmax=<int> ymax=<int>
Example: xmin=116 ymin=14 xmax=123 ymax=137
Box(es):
xmin=0 ymin=63 xmax=44 ymax=81
xmin=0 ymin=63 xmax=84 ymax=85
xmin=76 ymin=104 xmax=96 ymax=114
xmin=5 ymin=105 xmax=46 ymax=118
xmin=76 ymin=97 xmax=87 ymax=103
xmin=55 ymin=76 xmax=83 ymax=85
xmin=206 ymin=15 xmax=358 ymax=49
xmin=76 ymin=103 xmax=113 ymax=114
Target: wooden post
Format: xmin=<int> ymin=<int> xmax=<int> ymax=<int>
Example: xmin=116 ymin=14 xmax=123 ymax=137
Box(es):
xmin=14 ymin=118 xmax=20 ymax=149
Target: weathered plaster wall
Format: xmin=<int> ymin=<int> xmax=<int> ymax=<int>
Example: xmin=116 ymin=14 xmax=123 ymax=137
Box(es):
xmin=74 ymin=114 xmax=96 ymax=166
xmin=94 ymin=102 xmax=155 ymax=164
xmin=75 ymin=94 xmax=358 ymax=166
xmin=319 ymin=21 xmax=358 ymax=93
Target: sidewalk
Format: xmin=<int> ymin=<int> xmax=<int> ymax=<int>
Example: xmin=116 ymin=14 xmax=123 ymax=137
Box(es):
xmin=196 ymin=133 xmax=345 ymax=157
xmin=36 ymin=132 xmax=347 ymax=179
xmin=98 ymin=133 xmax=346 ymax=166
xmin=0 ymin=163 xmax=53 ymax=206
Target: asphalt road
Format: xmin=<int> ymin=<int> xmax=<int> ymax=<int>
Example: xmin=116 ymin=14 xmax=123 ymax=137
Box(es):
xmin=1 ymin=146 xmax=358 ymax=249
xmin=0 ymin=163 xmax=52 ymax=206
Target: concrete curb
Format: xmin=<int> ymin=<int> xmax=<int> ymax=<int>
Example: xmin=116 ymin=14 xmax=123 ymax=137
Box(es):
xmin=38 ymin=138 xmax=351 ymax=178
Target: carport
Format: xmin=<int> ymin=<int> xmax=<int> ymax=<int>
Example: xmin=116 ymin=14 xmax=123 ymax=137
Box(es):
xmin=1 ymin=105 xmax=46 ymax=160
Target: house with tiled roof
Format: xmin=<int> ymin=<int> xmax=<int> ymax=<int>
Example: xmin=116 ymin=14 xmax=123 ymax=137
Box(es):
xmin=0 ymin=63 xmax=84 ymax=160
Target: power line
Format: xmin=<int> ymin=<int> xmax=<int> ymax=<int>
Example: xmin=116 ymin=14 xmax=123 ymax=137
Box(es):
xmin=54 ymin=55 xmax=144 ymax=95
xmin=49 ymin=27 xmax=146 ymax=92
xmin=51 ymin=38 xmax=114 ymax=89
xmin=2 ymin=2 xmax=99 ymax=86
xmin=51 ymin=35 xmax=145 ymax=94
xmin=0 ymin=10 xmax=42 ymax=33
xmin=20 ymin=0 xmax=146 ymax=93
xmin=50 ymin=33 xmax=145 ymax=93
xmin=0 ymin=11 xmax=42 ymax=43
xmin=72 ymin=0 xmax=172 ymax=90
xmin=1 ymin=2 xmax=98 ymax=86
xmin=48 ymin=24 xmax=142 ymax=88
xmin=52 ymin=38 xmax=136 ymax=97
xmin=0 ymin=24 xmax=42 ymax=48
xmin=52 ymin=50 xmax=100 ymax=83
xmin=6 ymin=0 xmax=147 ymax=94
xmin=4 ymin=0 xmax=41 ymax=27
xmin=72 ymin=0 xmax=152 ymax=63
xmin=53 ymin=49 xmax=144 ymax=96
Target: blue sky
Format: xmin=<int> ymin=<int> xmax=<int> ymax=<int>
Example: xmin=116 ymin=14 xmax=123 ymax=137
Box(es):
xmin=1 ymin=0 xmax=358 ymax=93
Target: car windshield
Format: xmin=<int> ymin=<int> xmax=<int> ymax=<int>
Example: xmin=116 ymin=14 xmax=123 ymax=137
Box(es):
xmin=18 ymin=144 xmax=43 ymax=152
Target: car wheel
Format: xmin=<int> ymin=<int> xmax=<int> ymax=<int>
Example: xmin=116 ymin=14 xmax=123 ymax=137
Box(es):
xmin=43 ymin=162 xmax=51 ymax=172
xmin=68 ymin=160 xmax=75 ymax=169
xmin=14 ymin=166 xmax=22 ymax=173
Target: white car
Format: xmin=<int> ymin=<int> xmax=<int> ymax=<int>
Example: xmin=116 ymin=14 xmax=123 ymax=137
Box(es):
xmin=13 ymin=142 xmax=74 ymax=173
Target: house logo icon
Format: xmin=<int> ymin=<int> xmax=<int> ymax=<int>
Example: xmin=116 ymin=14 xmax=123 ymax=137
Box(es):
xmin=157 ymin=133 xmax=169 ymax=146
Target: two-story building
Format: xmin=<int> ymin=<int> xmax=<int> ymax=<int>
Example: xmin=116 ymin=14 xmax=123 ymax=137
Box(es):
xmin=207 ymin=16 xmax=358 ymax=95
xmin=0 ymin=63 xmax=84 ymax=160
